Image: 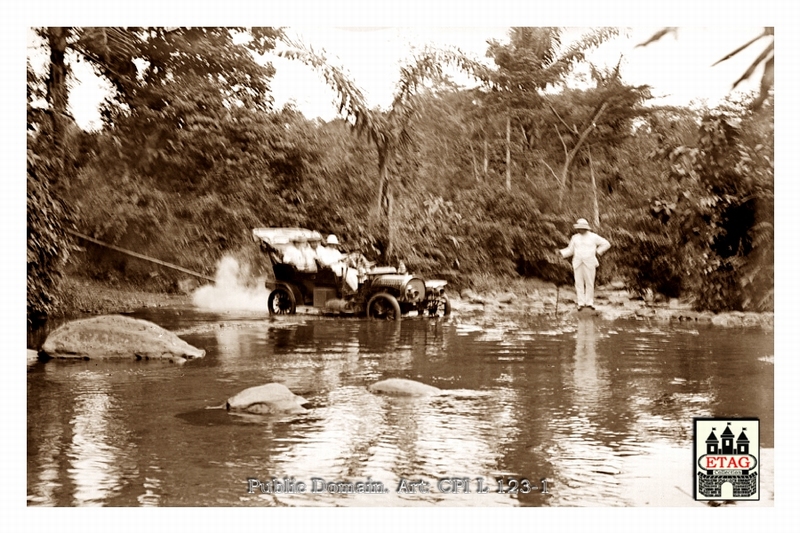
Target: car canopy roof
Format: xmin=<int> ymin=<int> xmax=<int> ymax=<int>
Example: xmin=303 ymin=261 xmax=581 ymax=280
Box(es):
xmin=252 ymin=227 xmax=323 ymax=248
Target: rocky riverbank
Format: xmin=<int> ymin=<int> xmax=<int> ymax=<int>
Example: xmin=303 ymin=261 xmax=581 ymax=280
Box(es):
xmin=58 ymin=277 xmax=190 ymax=316
xmin=451 ymin=281 xmax=774 ymax=329
xmin=51 ymin=276 xmax=773 ymax=330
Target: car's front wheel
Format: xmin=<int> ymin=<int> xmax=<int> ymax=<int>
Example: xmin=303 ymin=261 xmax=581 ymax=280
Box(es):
xmin=268 ymin=288 xmax=296 ymax=315
xmin=367 ymin=292 xmax=401 ymax=321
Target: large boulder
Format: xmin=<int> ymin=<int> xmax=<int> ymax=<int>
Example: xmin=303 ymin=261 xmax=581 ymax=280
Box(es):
xmin=225 ymin=383 xmax=309 ymax=414
xmin=41 ymin=315 xmax=205 ymax=361
xmin=368 ymin=378 xmax=441 ymax=396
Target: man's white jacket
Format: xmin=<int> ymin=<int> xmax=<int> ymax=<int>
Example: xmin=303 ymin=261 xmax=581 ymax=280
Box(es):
xmin=560 ymin=231 xmax=611 ymax=269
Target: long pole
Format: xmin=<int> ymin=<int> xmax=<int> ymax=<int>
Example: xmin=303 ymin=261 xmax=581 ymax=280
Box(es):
xmin=66 ymin=229 xmax=216 ymax=283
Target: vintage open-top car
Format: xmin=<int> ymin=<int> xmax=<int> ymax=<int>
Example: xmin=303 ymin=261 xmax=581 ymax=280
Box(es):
xmin=253 ymin=228 xmax=450 ymax=320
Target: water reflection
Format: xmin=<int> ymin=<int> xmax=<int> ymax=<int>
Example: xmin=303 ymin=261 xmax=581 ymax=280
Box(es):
xmin=67 ymin=376 xmax=123 ymax=505
xmin=256 ymin=386 xmax=518 ymax=506
xmin=27 ymin=311 xmax=773 ymax=507
xmin=573 ymin=315 xmax=607 ymax=411
xmin=27 ymin=375 xmax=67 ymax=506
xmin=546 ymin=316 xmax=623 ymax=505
xmin=137 ymin=473 xmax=163 ymax=507
xmin=27 ymin=364 xmax=138 ymax=506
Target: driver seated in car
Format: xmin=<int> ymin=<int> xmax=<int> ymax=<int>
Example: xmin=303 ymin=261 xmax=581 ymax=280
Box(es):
xmin=314 ymin=234 xmax=343 ymax=265
xmin=316 ymin=234 xmax=358 ymax=292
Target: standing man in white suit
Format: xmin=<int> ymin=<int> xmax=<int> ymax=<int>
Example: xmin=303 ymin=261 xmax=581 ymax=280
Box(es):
xmin=559 ymin=218 xmax=611 ymax=310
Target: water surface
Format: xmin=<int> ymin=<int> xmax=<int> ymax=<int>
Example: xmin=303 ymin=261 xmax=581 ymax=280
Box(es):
xmin=27 ymin=310 xmax=773 ymax=506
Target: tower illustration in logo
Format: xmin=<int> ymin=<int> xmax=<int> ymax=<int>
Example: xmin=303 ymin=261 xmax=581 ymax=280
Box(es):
xmin=694 ymin=418 xmax=759 ymax=501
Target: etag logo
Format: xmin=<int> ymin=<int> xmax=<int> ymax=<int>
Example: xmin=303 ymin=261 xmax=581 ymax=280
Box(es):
xmin=694 ymin=418 xmax=759 ymax=501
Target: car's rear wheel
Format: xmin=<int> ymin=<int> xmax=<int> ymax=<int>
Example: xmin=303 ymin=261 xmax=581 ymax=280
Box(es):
xmin=268 ymin=288 xmax=296 ymax=315
xmin=367 ymin=292 xmax=401 ymax=321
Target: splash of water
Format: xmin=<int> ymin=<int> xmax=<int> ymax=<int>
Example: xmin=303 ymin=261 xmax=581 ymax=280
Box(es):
xmin=191 ymin=256 xmax=268 ymax=311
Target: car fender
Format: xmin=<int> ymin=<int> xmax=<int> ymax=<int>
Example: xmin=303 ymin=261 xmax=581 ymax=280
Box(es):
xmin=265 ymin=280 xmax=300 ymax=304
xmin=370 ymin=274 xmax=426 ymax=304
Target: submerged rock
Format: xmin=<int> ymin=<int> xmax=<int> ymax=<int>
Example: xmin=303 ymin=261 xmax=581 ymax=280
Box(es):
xmin=224 ymin=383 xmax=309 ymax=414
xmin=41 ymin=315 xmax=205 ymax=361
xmin=368 ymin=378 xmax=441 ymax=396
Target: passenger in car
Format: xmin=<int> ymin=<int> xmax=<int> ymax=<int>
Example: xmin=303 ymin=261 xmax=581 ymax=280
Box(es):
xmin=283 ymin=237 xmax=318 ymax=273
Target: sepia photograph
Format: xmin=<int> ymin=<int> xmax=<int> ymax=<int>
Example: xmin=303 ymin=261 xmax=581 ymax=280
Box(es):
xmin=11 ymin=0 xmax=797 ymax=530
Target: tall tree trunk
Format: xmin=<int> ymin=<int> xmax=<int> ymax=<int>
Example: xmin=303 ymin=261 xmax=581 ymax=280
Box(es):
xmin=557 ymin=102 xmax=608 ymax=207
xmin=386 ymin=183 xmax=394 ymax=261
xmin=589 ymin=148 xmax=600 ymax=226
xmin=46 ymin=27 xmax=70 ymax=181
xmin=373 ymin=147 xmax=389 ymax=221
xmin=505 ymin=115 xmax=512 ymax=190
xmin=483 ymin=139 xmax=489 ymax=180
xmin=374 ymin=145 xmax=394 ymax=261
xmin=469 ymin=142 xmax=479 ymax=182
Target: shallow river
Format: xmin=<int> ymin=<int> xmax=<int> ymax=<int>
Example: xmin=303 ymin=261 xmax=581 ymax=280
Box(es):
xmin=27 ymin=309 xmax=773 ymax=507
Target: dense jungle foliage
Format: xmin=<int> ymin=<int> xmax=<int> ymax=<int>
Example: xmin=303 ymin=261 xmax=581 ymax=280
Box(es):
xmin=27 ymin=27 xmax=774 ymax=321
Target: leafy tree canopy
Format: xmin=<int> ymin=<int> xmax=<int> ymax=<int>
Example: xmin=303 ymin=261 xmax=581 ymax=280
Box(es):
xmin=69 ymin=27 xmax=283 ymax=115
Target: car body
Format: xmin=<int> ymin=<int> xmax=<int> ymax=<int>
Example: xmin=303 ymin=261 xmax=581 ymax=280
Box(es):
xmin=253 ymin=227 xmax=450 ymax=320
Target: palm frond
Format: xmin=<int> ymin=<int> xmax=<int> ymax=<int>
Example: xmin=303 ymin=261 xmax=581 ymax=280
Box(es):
xmin=636 ymin=28 xmax=678 ymax=48
xmin=279 ymin=40 xmax=372 ymax=128
xmin=712 ymin=28 xmax=772 ymax=66
xmin=731 ymin=41 xmax=773 ymax=89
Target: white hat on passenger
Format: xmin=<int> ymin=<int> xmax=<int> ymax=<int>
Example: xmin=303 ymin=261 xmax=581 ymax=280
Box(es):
xmin=326 ymin=234 xmax=340 ymax=245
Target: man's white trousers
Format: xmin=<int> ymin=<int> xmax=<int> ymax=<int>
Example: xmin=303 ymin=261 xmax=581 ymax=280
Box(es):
xmin=573 ymin=263 xmax=596 ymax=307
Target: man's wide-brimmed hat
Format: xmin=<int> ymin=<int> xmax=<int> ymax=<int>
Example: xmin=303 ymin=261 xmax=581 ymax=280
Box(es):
xmin=326 ymin=234 xmax=340 ymax=245
xmin=573 ymin=218 xmax=591 ymax=230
